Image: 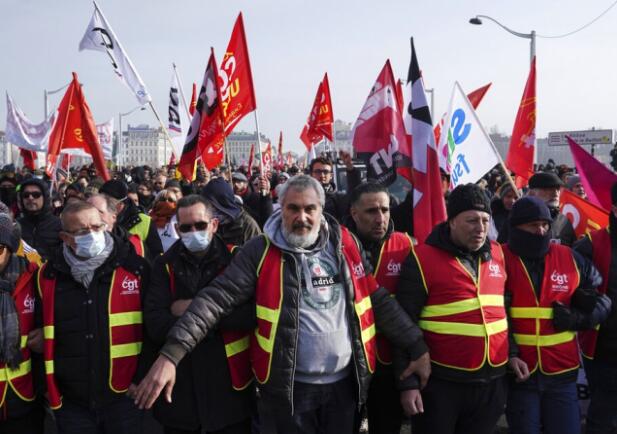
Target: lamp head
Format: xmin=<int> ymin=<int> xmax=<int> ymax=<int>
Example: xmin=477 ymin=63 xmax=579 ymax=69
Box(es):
xmin=469 ymin=17 xmax=483 ymax=25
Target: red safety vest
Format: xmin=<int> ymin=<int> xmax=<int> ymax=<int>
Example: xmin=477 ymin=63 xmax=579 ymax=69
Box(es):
xmin=0 ymin=263 xmax=37 ymax=407
xmin=128 ymin=234 xmax=144 ymax=258
xmin=251 ymin=227 xmax=379 ymax=384
xmin=38 ymin=263 xmax=143 ymax=409
xmin=504 ymin=244 xmax=581 ymax=375
xmin=165 ymin=244 xmax=252 ymax=391
xmin=579 ymin=228 xmax=610 ymax=359
xmin=372 ymin=232 xmax=413 ymax=365
xmin=414 ymin=241 xmax=509 ymax=371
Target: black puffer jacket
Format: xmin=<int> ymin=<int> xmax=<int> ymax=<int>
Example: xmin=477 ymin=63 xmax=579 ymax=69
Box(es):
xmin=35 ymin=233 xmax=150 ymax=409
xmin=574 ymin=217 xmax=617 ymax=363
xmin=117 ymin=199 xmax=163 ymax=263
xmin=160 ymin=216 xmax=425 ymax=411
xmin=145 ymin=236 xmax=255 ymax=431
xmin=17 ymin=178 xmax=62 ymax=260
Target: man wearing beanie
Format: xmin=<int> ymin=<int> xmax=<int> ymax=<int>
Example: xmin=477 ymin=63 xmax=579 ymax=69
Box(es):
xmin=573 ymin=181 xmax=617 ymax=433
xmin=100 ymin=179 xmax=163 ymax=262
xmin=395 ymin=183 xmax=509 ymax=434
xmin=527 ymin=172 xmax=576 ymax=246
xmin=503 ymin=197 xmax=610 ymax=434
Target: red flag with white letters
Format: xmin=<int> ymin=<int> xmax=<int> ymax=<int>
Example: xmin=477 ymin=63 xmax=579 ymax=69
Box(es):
xmin=300 ymin=73 xmax=334 ymax=150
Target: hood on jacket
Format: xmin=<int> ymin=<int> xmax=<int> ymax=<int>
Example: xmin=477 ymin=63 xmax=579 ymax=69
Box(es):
xmin=263 ymin=208 xmax=329 ymax=254
xmin=18 ymin=177 xmax=52 ymax=216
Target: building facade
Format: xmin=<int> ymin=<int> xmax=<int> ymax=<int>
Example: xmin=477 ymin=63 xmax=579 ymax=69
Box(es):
xmin=123 ymin=124 xmax=172 ymax=167
xmin=226 ymin=131 xmax=270 ymax=166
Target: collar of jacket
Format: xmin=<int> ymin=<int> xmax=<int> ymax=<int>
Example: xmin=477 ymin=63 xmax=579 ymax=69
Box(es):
xmin=426 ymin=221 xmax=492 ymax=263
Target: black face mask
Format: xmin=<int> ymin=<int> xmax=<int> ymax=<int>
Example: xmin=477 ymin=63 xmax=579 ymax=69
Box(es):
xmin=0 ymin=187 xmax=16 ymax=206
xmin=508 ymin=226 xmax=551 ymax=259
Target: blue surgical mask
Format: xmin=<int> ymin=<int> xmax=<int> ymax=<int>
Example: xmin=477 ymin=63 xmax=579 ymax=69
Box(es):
xmin=73 ymin=230 xmax=106 ymax=258
xmin=181 ymin=230 xmax=211 ymax=252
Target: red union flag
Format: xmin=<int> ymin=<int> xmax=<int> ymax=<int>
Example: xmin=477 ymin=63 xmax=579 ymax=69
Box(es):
xmin=261 ymin=142 xmax=272 ymax=174
xmin=506 ymin=57 xmax=536 ymax=188
xmin=560 ymin=189 xmax=609 ymax=238
xmin=300 ymin=73 xmax=334 ymax=149
xmin=47 ymin=72 xmax=109 ymax=181
xmin=219 ymin=12 xmax=257 ymax=134
xmin=178 ymin=49 xmax=226 ymax=178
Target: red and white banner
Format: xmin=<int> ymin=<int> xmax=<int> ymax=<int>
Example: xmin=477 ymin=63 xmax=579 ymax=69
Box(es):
xmin=261 ymin=142 xmax=272 ymax=174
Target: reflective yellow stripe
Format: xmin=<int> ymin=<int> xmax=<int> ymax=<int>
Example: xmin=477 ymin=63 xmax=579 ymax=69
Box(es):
xmin=6 ymin=359 xmax=31 ymax=380
xmin=43 ymin=326 xmax=54 ymax=339
xmin=20 ymin=335 xmax=28 ymax=349
xmin=513 ymin=331 xmax=575 ymax=347
xmin=110 ymin=342 xmax=142 ymax=358
xmin=361 ymin=324 xmax=376 ymax=343
xmin=355 ymin=296 xmax=372 ymax=317
xmin=225 ymin=336 xmax=250 ymax=358
xmin=256 ymin=305 xmax=279 ymax=322
xmin=419 ymin=317 xmax=508 ymax=337
xmin=421 ymin=295 xmax=504 ymax=318
xmin=45 ymin=360 xmax=54 ymax=374
xmin=109 ymin=311 xmax=143 ymax=326
xmin=256 ymin=332 xmax=273 ymax=352
xmin=509 ymin=307 xmax=553 ymax=319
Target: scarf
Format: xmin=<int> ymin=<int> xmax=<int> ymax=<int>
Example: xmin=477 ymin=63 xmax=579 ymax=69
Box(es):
xmin=150 ymin=201 xmax=177 ymax=229
xmin=0 ymin=254 xmax=27 ymax=368
xmin=63 ymin=231 xmax=114 ymax=288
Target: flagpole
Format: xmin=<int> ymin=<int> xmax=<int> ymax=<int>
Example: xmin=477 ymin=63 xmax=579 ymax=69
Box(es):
xmin=172 ymin=62 xmax=192 ymax=123
xmin=147 ymin=101 xmax=174 ymax=168
xmin=253 ymin=110 xmax=264 ymax=174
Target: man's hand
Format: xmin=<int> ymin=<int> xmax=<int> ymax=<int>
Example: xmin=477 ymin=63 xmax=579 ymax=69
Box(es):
xmin=340 ymin=150 xmax=353 ymax=170
xmin=171 ymin=299 xmax=192 ymax=317
xmin=258 ymin=176 xmax=270 ymax=195
xmin=133 ymin=355 xmax=176 ymax=410
xmin=400 ymin=352 xmax=431 ymax=389
xmin=552 ymin=301 xmax=576 ymax=331
xmin=126 ymin=383 xmax=138 ymax=399
xmin=27 ymin=328 xmax=43 ymax=353
xmin=400 ymin=389 xmax=424 ymax=415
xmin=508 ymin=357 xmax=530 ymax=382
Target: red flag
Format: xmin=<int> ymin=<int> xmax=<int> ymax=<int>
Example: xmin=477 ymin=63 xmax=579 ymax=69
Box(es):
xmin=219 ymin=12 xmax=257 ymax=134
xmin=47 ymin=72 xmax=109 ymax=181
xmin=189 ymin=83 xmax=197 ymax=116
xmin=352 ymin=60 xmax=409 ymax=186
xmin=434 ymin=83 xmax=492 ymax=171
xmin=178 ymin=49 xmax=226 ymax=179
xmin=506 ymin=57 xmax=536 ymax=188
xmin=567 ymin=136 xmax=617 ymax=211
xmin=300 ymin=73 xmax=335 ymax=150
xmin=247 ymin=143 xmax=255 ymax=177
xmin=286 ymin=151 xmax=293 ymax=167
xmin=395 ymin=79 xmax=405 ymax=114
xmin=560 ymin=189 xmax=609 ymax=238
xmin=406 ymin=38 xmax=446 ymax=243
xmin=20 ymin=149 xmax=37 ymax=170
xmin=261 ymin=142 xmax=273 ymax=174
xmin=277 ymin=131 xmax=284 ymax=169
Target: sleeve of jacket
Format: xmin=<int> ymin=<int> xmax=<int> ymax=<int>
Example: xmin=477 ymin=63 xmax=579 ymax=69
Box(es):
xmin=159 ymin=237 xmax=265 ymax=365
xmin=241 ymin=212 xmax=262 ymax=245
xmin=573 ymin=235 xmax=593 ymax=261
xmin=145 ymin=219 xmax=164 ymax=260
xmin=392 ymin=252 xmax=429 ymax=390
xmin=143 ymin=256 xmax=179 ymax=346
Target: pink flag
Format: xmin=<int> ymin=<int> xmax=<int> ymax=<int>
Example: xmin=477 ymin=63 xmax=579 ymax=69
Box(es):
xmin=567 ymin=136 xmax=617 ymax=211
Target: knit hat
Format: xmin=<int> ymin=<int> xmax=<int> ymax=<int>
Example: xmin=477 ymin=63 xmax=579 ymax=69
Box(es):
xmin=509 ymin=196 xmax=553 ymax=228
xmin=528 ymin=172 xmax=564 ymax=189
xmin=447 ymin=183 xmax=491 ymax=220
xmin=99 ymin=180 xmax=128 ymax=200
xmin=0 ymin=214 xmax=18 ymax=253
xmin=200 ymin=177 xmax=241 ymax=219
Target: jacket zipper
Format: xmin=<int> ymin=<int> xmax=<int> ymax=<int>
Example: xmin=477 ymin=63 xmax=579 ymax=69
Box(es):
xmin=288 ymin=253 xmax=301 ymax=415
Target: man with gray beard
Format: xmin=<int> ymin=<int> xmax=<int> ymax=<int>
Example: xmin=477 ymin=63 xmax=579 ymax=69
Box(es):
xmin=134 ymin=175 xmax=429 ymax=434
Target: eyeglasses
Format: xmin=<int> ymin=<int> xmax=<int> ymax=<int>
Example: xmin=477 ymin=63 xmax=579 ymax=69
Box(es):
xmin=65 ymin=223 xmax=107 ymax=237
xmin=177 ymin=221 xmax=209 ymax=233
xmin=312 ymin=169 xmax=332 ymax=175
xmin=22 ymin=191 xmax=42 ymax=199
xmin=160 ymin=197 xmax=175 ymax=203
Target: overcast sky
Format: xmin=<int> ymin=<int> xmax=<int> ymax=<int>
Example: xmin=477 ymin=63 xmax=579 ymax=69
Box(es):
xmin=2 ymin=0 xmax=617 ymax=154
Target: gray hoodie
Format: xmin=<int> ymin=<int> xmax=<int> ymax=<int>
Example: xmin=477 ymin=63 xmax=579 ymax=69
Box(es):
xmin=264 ymin=209 xmax=353 ymax=384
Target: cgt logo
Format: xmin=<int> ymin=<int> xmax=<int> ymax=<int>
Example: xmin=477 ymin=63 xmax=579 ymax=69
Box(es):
xmin=23 ymin=294 xmax=35 ymax=314
xmin=488 ymin=262 xmax=503 ymax=278
xmin=352 ymin=262 xmax=365 ymax=279
xmin=386 ymin=260 xmax=401 ymax=276
xmin=121 ymin=276 xmax=139 ymax=295
xmin=550 ymin=271 xmax=569 ymax=292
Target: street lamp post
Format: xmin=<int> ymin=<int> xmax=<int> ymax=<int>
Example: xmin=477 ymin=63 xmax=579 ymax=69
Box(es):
xmin=118 ymin=106 xmax=146 ymax=167
xmin=469 ymin=15 xmax=536 ymax=66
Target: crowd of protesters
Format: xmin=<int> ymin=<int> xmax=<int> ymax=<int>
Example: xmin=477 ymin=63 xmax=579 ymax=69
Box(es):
xmin=0 ymin=152 xmax=615 ymax=434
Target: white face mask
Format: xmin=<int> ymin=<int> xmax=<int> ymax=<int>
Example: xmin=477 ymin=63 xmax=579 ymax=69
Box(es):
xmin=73 ymin=230 xmax=106 ymax=258
xmin=181 ymin=230 xmax=211 ymax=252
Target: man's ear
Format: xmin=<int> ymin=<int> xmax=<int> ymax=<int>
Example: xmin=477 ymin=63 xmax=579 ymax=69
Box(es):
xmin=210 ymin=218 xmax=219 ymax=234
xmin=59 ymin=231 xmax=72 ymax=246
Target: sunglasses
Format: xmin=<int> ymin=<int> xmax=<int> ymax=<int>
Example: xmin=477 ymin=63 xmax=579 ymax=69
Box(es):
xmin=178 ymin=221 xmax=209 ymax=233
xmin=22 ymin=191 xmax=42 ymax=199
xmin=160 ymin=197 xmax=175 ymax=203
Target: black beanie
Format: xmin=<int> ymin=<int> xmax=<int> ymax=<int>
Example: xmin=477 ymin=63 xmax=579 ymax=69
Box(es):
xmin=447 ymin=184 xmax=491 ymax=220
xmin=528 ymin=172 xmax=564 ymax=189
xmin=99 ymin=180 xmax=128 ymax=200
xmin=509 ymin=196 xmax=553 ymax=228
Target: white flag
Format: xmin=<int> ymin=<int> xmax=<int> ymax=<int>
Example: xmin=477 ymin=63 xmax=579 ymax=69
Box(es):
xmin=5 ymin=93 xmax=54 ymax=152
xmin=79 ymin=2 xmax=151 ymax=105
xmin=168 ymin=70 xmax=185 ymax=157
xmin=439 ymin=82 xmax=501 ymax=188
